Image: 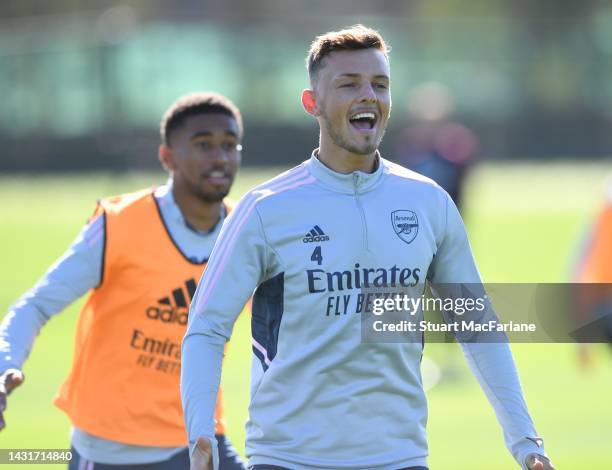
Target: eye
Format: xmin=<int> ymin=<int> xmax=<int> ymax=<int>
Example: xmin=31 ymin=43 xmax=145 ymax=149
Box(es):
xmin=196 ymin=141 xmax=213 ymax=150
xmin=221 ymin=142 xmax=238 ymax=151
xmin=339 ymin=82 xmax=356 ymax=88
xmin=374 ymin=82 xmax=388 ymax=89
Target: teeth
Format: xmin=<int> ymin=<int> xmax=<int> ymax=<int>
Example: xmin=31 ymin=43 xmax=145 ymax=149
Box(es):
xmin=351 ymin=112 xmax=376 ymax=120
xmin=209 ymin=171 xmax=226 ymax=177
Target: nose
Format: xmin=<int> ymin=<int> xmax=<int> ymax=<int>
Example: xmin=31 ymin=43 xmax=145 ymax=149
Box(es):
xmin=359 ymin=82 xmax=377 ymax=103
xmin=208 ymin=145 xmax=229 ymax=164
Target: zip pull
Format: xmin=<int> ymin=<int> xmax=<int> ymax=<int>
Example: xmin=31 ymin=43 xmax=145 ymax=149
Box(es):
xmin=353 ymin=173 xmax=360 ymax=191
xmin=352 ymin=172 xmax=368 ymax=251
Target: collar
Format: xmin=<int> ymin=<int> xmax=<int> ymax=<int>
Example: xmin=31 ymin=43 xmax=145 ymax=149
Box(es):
xmin=306 ymin=148 xmax=385 ymax=194
xmin=154 ymin=181 xmax=226 ymax=235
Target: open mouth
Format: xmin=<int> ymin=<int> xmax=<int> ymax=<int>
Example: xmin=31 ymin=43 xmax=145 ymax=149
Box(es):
xmin=204 ymin=171 xmax=231 ymax=185
xmin=349 ymin=112 xmax=377 ymax=132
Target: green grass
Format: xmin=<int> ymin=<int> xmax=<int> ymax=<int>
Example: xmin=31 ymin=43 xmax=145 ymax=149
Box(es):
xmin=1 ymin=163 xmax=612 ymax=469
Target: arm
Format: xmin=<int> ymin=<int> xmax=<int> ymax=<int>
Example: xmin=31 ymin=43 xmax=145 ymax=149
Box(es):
xmin=572 ymin=205 xmax=612 ymax=367
xmin=0 ymin=214 xmax=104 ymax=430
xmin=181 ymin=197 xmax=275 ymax=470
xmin=575 ymin=205 xmax=612 ymax=283
xmin=429 ymin=194 xmax=552 ymax=469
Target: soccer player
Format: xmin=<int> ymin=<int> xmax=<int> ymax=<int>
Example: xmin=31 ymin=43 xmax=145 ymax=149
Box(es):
xmin=573 ymin=182 xmax=612 ymax=364
xmin=0 ymin=92 xmax=247 ymax=470
xmin=182 ymin=27 xmax=554 ymax=470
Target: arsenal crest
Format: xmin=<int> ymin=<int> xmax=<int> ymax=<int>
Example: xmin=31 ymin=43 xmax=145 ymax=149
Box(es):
xmin=391 ymin=210 xmax=419 ymax=244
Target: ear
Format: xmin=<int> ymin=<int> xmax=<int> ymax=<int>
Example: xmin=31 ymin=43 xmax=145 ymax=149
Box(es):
xmin=158 ymin=144 xmax=175 ymax=172
xmin=301 ymin=89 xmax=320 ymax=116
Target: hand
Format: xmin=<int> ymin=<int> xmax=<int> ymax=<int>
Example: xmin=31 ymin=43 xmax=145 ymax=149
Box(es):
xmin=190 ymin=436 xmax=213 ymax=470
xmin=0 ymin=368 xmax=24 ymax=431
xmin=525 ymin=453 xmax=555 ymax=469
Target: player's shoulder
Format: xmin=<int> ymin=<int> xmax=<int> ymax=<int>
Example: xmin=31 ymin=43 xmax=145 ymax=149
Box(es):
xmin=382 ymin=158 xmax=444 ymax=190
xmin=99 ymin=187 xmax=155 ymax=214
xmin=241 ymin=161 xmax=315 ymax=205
xmin=381 ymin=158 xmax=452 ymax=215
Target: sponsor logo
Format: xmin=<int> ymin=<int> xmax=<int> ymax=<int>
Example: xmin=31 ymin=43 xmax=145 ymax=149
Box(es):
xmin=307 ymin=263 xmax=421 ymax=293
xmin=391 ymin=210 xmax=419 ymax=244
xmin=130 ymin=329 xmax=181 ymax=359
xmin=145 ymin=278 xmax=197 ymax=325
xmin=303 ymin=225 xmax=330 ymax=243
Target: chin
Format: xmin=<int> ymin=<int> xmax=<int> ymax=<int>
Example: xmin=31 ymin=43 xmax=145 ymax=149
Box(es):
xmin=348 ymin=141 xmax=378 ymax=155
xmin=349 ymin=132 xmax=381 ymax=154
xmin=196 ymin=191 xmax=228 ymax=203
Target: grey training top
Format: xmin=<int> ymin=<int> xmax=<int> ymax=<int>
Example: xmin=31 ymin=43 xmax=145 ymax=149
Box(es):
xmin=0 ymin=183 xmax=226 ymax=465
xmin=182 ymin=152 xmax=545 ymax=470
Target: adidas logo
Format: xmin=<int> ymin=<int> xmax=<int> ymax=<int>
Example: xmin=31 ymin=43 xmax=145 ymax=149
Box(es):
xmin=302 ymin=225 xmax=330 ymax=243
xmin=145 ymin=278 xmax=197 ymax=325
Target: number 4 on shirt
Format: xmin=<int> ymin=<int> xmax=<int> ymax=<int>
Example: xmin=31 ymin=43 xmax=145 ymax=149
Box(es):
xmin=311 ymin=246 xmax=323 ymax=265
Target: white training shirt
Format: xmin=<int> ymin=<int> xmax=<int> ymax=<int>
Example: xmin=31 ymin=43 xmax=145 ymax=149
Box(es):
xmin=182 ymin=151 xmax=545 ymax=470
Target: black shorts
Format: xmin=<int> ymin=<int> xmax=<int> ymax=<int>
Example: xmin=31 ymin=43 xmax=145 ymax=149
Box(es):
xmin=69 ymin=434 xmax=246 ymax=470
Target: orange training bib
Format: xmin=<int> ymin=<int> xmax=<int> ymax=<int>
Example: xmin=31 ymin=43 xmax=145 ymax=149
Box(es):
xmin=55 ymin=188 xmax=228 ymax=446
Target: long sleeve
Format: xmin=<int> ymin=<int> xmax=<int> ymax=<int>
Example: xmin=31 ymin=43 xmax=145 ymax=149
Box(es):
xmin=181 ymin=194 xmax=276 ymax=468
xmin=575 ymin=204 xmax=612 ymax=282
xmin=430 ymin=194 xmax=545 ymax=468
xmin=0 ymin=215 xmax=104 ymax=372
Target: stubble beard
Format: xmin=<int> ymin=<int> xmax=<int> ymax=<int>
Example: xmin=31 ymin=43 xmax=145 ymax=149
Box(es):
xmin=322 ymin=112 xmax=382 ymax=156
xmin=190 ymin=179 xmax=230 ymax=204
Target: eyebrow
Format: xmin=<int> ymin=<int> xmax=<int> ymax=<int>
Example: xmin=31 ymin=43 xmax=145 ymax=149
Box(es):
xmin=335 ymin=73 xmax=390 ymax=81
xmin=190 ymin=130 xmax=239 ymax=140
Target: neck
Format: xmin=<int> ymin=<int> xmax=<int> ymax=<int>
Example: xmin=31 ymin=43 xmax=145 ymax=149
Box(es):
xmin=171 ymin=184 xmax=222 ymax=232
xmin=317 ymin=135 xmax=377 ymax=174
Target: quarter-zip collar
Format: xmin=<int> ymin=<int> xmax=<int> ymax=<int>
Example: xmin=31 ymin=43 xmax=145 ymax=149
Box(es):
xmin=307 ymin=148 xmax=385 ymax=195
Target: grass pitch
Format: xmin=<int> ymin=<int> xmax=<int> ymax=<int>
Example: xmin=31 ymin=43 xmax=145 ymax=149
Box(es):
xmin=1 ymin=163 xmax=611 ymax=469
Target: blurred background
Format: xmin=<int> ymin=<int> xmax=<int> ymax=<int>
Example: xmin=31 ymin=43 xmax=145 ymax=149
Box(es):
xmin=2 ymin=1 xmax=612 ymax=469
xmin=3 ymin=0 xmax=612 ymax=170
